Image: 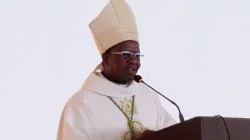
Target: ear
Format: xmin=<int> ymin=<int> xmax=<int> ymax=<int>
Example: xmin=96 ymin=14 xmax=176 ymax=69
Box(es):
xmin=102 ymin=53 xmax=109 ymax=66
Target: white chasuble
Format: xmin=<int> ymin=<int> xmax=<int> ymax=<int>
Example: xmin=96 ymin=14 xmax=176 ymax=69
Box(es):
xmin=57 ymin=72 xmax=177 ymax=140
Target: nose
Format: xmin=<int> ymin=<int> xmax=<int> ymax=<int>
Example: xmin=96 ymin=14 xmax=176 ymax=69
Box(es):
xmin=126 ymin=57 xmax=140 ymax=64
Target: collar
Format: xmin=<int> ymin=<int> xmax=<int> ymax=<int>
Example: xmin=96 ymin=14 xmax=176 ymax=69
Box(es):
xmin=98 ymin=72 xmax=131 ymax=87
xmin=81 ymin=71 xmax=139 ymax=98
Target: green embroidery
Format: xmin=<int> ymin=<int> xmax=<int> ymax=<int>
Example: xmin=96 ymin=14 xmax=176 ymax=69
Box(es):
xmin=123 ymin=120 xmax=146 ymax=140
xmin=108 ymin=96 xmax=136 ymax=139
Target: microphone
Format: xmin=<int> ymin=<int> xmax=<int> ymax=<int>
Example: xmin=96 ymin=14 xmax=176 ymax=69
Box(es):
xmin=134 ymin=75 xmax=185 ymax=123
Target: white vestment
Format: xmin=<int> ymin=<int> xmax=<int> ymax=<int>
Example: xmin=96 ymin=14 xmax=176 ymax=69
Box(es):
xmin=56 ymin=71 xmax=177 ymax=140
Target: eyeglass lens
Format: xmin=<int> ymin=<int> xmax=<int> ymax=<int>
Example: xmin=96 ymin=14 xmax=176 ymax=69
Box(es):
xmin=121 ymin=52 xmax=140 ymax=58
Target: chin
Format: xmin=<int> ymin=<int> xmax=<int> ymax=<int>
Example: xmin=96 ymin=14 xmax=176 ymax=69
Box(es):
xmin=123 ymin=75 xmax=134 ymax=82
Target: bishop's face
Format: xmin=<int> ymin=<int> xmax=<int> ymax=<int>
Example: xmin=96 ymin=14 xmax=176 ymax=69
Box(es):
xmin=102 ymin=40 xmax=142 ymax=84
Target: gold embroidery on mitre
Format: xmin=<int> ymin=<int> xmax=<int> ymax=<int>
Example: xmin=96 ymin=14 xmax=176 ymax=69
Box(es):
xmin=123 ymin=120 xmax=146 ymax=140
xmin=116 ymin=26 xmax=137 ymax=38
xmin=120 ymin=98 xmax=136 ymax=116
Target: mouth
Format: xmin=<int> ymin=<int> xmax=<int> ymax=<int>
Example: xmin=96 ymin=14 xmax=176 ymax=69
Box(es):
xmin=125 ymin=67 xmax=137 ymax=75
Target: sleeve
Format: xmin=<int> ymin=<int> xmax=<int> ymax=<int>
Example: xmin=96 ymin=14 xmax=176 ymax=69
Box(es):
xmin=158 ymin=106 xmax=177 ymax=129
xmin=155 ymin=95 xmax=178 ymax=130
xmin=56 ymin=98 xmax=101 ymax=140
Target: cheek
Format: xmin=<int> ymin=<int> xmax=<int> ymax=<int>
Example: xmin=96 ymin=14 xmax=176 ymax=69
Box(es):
xmin=115 ymin=59 xmax=125 ymax=69
xmin=134 ymin=60 xmax=141 ymax=69
xmin=137 ymin=60 xmax=141 ymax=66
xmin=110 ymin=58 xmax=124 ymax=73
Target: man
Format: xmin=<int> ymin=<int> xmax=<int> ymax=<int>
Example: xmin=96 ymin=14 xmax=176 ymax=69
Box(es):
xmin=56 ymin=0 xmax=177 ymax=140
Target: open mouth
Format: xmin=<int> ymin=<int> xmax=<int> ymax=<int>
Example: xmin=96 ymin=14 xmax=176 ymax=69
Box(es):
xmin=126 ymin=67 xmax=137 ymax=75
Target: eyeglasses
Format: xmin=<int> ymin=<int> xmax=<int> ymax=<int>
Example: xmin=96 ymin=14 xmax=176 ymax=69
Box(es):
xmin=108 ymin=51 xmax=144 ymax=59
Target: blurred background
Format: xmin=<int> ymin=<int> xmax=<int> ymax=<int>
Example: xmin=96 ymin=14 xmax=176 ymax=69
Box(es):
xmin=1 ymin=0 xmax=250 ymax=139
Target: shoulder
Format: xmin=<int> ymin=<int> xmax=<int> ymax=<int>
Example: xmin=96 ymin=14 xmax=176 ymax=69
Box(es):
xmin=66 ymin=88 xmax=93 ymax=107
xmin=61 ymin=89 xmax=90 ymax=115
xmin=64 ymin=87 xmax=105 ymax=112
xmin=59 ymin=89 xmax=96 ymax=126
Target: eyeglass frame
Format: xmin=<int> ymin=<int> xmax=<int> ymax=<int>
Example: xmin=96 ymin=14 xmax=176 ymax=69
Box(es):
xmin=107 ymin=51 xmax=145 ymax=59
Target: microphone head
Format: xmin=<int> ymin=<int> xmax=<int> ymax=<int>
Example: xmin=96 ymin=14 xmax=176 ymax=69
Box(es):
xmin=134 ymin=75 xmax=142 ymax=83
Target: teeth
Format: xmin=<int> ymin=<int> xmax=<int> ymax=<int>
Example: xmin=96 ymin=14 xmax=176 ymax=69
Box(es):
xmin=129 ymin=68 xmax=134 ymax=71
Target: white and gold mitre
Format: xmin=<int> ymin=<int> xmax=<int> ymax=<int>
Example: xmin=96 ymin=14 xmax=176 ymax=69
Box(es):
xmin=89 ymin=0 xmax=139 ymax=55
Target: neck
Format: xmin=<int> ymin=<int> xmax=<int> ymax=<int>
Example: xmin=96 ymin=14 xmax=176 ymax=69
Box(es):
xmin=101 ymin=71 xmax=130 ymax=85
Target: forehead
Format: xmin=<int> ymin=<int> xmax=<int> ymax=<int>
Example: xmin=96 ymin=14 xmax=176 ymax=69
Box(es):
xmin=112 ymin=40 xmax=140 ymax=52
